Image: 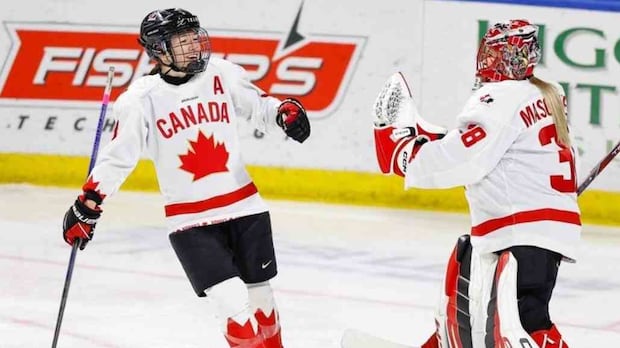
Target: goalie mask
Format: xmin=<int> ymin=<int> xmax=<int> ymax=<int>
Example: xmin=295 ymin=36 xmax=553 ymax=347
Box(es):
xmin=475 ymin=19 xmax=541 ymax=86
xmin=138 ymin=8 xmax=211 ymax=74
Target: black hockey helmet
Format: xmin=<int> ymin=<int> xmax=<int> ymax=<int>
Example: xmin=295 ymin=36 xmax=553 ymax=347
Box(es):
xmin=138 ymin=8 xmax=211 ymax=74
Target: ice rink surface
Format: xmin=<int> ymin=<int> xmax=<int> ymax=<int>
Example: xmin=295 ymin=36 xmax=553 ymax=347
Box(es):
xmin=1 ymin=184 xmax=619 ymax=347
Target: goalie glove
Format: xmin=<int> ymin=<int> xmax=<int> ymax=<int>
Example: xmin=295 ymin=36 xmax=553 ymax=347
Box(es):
xmin=373 ymin=72 xmax=447 ymax=176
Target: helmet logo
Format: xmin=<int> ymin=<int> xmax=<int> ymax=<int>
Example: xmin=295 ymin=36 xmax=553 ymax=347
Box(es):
xmin=147 ymin=12 xmax=159 ymax=21
xmin=177 ymin=17 xmax=198 ymax=27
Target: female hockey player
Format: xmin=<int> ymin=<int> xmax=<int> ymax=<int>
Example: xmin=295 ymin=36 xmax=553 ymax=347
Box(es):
xmin=61 ymin=8 xmax=310 ymax=348
xmin=373 ymin=19 xmax=577 ymax=348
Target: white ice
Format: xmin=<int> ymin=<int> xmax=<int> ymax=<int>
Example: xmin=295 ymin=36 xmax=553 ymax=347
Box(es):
xmin=1 ymin=184 xmax=619 ymax=347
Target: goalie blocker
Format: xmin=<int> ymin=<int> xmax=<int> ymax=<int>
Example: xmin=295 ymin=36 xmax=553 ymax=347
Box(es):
xmin=373 ymin=72 xmax=447 ymax=177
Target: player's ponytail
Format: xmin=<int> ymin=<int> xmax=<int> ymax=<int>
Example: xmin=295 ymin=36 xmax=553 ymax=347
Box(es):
xmin=529 ymin=76 xmax=571 ymax=147
xmin=149 ymin=64 xmax=161 ymax=75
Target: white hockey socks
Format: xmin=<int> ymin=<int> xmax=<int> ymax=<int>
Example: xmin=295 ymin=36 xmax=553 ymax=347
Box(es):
xmin=205 ymin=277 xmax=265 ymax=348
xmin=248 ymin=281 xmax=282 ymax=348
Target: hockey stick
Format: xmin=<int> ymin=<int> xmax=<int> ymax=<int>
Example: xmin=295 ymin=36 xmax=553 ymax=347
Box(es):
xmin=52 ymin=67 xmax=115 ymax=348
xmin=577 ymin=140 xmax=620 ymax=195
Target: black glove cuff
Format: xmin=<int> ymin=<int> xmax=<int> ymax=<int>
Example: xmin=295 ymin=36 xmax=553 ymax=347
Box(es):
xmin=83 ymin=190 xmax=103 ymax=205
xmin=74 ymin=198 xmax=101 ymax=222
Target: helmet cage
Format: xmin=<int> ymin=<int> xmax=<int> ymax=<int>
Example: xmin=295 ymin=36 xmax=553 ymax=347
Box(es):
xmin=476 ymin=20 xmax=541 ymax=83
xmin=151 ymin=27 xmax=211 ymax=74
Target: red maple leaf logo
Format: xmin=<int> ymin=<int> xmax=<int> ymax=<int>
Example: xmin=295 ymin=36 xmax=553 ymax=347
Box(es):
xmin=179 ymin=130 xmax=229 ymax=181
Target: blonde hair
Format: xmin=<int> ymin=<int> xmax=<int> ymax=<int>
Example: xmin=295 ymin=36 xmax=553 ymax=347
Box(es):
xmin=149 ymin=64 xmax=161 ymax=75
xmin=529 ymin=76 xmax=570 ymax=146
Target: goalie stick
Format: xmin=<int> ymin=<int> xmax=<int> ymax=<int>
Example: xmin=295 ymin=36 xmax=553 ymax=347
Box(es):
xmin=51 ymin=67 xmax=115 ymax=348
xmin=577 ymin=139 xmax=620 ymax=195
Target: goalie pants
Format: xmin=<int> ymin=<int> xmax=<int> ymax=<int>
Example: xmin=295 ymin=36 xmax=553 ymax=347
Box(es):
xmin=507 ymin=245 xmax=562 ymax=333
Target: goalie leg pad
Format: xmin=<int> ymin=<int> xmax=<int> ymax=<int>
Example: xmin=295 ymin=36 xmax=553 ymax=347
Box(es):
xmin=429 ymin=235 xmax=474 ymax=348
xmin=480 ymin=247 xmax=567 ymax=348
xmin=434 ymin=238 xmax=559 ymax=348
xmin=484 ymin=251 xmax=539 ymax=347
xmin=443 ymin=235 xmax=475 ymax=348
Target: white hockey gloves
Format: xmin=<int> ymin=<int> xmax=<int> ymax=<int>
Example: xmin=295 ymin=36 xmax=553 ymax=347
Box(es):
xmin=373 ymin=72 xmax=447 ymax=176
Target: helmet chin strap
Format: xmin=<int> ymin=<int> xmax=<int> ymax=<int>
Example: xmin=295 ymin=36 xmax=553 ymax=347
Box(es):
xmin=167 ymin=63 xmax=186 ymax=73
xmin=159 ymin=61 xmax=188 ymax=76
xmin=159 ymin=57 xmax=205 ymax=76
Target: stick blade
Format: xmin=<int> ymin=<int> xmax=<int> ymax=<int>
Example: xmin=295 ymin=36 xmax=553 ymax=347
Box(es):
xmin=341 ymin=329 xmax=417 ymax=348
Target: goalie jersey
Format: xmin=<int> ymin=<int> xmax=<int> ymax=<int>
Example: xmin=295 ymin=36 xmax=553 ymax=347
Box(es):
xmin=406 ymin=80 xmax=581 ymax=260
xmin=84 ymin=57 xmax=281 ymax=232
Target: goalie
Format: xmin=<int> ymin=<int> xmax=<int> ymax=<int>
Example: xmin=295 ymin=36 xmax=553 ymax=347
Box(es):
xmin=373 ymin=20 xmax=578 ymax=348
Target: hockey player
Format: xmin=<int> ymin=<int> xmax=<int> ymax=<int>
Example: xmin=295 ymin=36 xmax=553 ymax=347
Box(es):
xmin=373 ymin=20 xmax=577 ymax=347
xmin=61 ymin=8 xmax=310 ymax=348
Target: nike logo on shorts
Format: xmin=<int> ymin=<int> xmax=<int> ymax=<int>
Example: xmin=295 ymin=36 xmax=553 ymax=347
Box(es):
xmin=261 ymin=260 xmax=272 ymax=269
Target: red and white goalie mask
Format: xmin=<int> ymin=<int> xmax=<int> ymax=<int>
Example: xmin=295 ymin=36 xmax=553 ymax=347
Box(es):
xmin=475 ymin=19 xmax=541 ymax=86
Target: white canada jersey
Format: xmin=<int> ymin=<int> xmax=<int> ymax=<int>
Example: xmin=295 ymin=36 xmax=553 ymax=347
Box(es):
xmin=406 ymin=80 xmax=581 ymax=260
xmin=85 ymin=58 xmax=281 ymax=232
